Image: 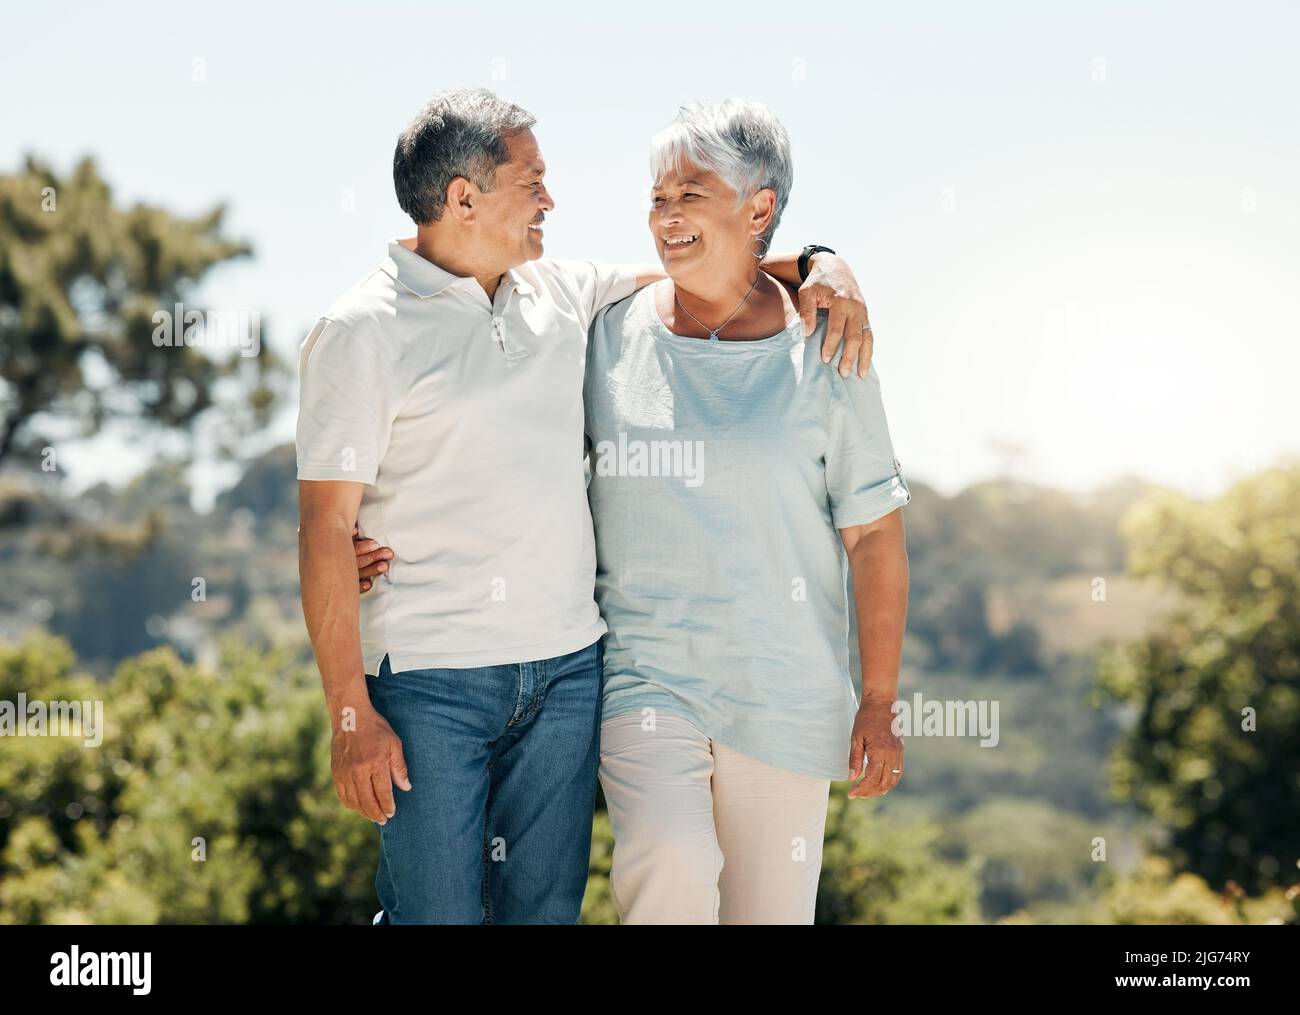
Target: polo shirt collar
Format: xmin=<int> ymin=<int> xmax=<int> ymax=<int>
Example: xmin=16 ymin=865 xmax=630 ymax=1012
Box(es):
xmin=382 ymin=240 xmax=535 ymax=299
xmin=503 ymin=267 xmax=535 ymax=296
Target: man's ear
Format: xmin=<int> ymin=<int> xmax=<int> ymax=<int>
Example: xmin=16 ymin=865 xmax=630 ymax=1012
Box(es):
xmin=444 ymin=176 xmax=477 ymax=224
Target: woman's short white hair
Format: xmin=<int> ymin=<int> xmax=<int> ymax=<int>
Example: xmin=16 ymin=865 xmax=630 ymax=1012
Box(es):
xmin=649 ymin=99 xmax=793 ymax=248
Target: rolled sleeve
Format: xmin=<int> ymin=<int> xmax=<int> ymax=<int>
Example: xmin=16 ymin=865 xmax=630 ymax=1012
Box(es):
xmin=826 ymin=363 xmax=912 ymax=528
xmin=295 ymin=318 xmax=393 ymax=485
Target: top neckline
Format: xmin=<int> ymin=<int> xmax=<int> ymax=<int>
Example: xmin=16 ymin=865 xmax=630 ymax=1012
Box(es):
xmin=644 ymin=280 xmax=805 ymax=350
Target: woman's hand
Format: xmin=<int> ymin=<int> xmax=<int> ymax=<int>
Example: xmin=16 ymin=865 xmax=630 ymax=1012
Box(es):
xmin=352 ymin=524 xmax=394 ymax=593
xmin=847 ymin=698 xmax=903 ymax=798
xmin=797 ymin=253 xmax=874 ymax=378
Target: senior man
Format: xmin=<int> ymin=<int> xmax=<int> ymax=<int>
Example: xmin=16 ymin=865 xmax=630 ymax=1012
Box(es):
xmin=296 ymin=87 xmax=874 ymax=924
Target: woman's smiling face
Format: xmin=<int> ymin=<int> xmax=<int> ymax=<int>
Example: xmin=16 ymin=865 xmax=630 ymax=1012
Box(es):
xmin=649 ymin=161 xmax=768 ymax=279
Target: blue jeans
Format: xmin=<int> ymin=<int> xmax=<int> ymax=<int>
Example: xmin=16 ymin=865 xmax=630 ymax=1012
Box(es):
xmin=364 ymin=637 xmax=603 ymax=924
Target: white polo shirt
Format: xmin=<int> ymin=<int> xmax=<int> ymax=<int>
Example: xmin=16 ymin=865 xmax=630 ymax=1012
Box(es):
xmin=296 ymin=240 xmax=638 ymax=673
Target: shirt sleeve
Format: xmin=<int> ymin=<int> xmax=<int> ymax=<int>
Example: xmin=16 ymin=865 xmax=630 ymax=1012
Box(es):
xmin=295 ymin=318 xmax=395 ymax=485
xmin=548 ymin=259 xmax=640 ymax=331
xmin=825 ymin=362 xmax=912 ymax=528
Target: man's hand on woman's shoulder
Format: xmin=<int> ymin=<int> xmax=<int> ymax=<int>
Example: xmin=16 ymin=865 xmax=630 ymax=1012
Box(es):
xmin=798 ymin=252 xmax=874 ymax=378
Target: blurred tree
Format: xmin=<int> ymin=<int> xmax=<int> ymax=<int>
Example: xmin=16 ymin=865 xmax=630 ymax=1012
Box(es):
xmin=0 ymin=634 xmax=376 ymax=924
xmin=1095 ymin=465 xmax=1300 ymax=895
xmin=942 ymin=798 xmax=1109 ymax=919
xmin=2 ymin=630 xmax=1290 ymax=925
xmin=815 ymin=793 xmax=981 ymax=924
xmin=1088 ymin=856 xmax=1296 ymax=925
xmin=215 ymin=443 xmax=298 ymax=529
xmin=0 ymin=155 xmax=283 ymax=471
xmin=903 ymin=477 xmax=1154 ymax=675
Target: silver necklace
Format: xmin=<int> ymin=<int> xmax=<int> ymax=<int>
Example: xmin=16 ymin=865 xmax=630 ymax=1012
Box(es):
xmin=671 ymin=274 xmax=761 ymax=341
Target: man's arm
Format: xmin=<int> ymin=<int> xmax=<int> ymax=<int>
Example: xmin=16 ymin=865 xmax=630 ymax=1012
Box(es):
xmin=762 ymin=250 xmax=873 ymax=375
xmin=631 ymin=250 xmax=873 ymax=377
xmin=840 ymin=508 xmax=909 ymax=799
xmin=299 ymin=479 xmax=410 ymax=822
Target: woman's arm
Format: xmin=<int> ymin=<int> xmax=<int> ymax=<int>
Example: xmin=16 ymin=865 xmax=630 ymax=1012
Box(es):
xmin=840 ymin=508 xmax=909 ymax=798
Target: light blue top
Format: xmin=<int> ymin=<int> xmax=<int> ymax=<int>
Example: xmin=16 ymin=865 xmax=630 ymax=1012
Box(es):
xmin=584 ymin=283 xmax=912 ymax=780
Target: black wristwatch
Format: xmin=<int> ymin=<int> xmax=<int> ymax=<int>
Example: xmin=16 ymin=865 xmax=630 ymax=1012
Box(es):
xmin=798 ymin=244 xmax=837 ymax=282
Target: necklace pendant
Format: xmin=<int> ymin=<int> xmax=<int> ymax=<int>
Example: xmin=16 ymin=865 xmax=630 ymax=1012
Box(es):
xmin=708 ymin=331 xmax=719 ymax=342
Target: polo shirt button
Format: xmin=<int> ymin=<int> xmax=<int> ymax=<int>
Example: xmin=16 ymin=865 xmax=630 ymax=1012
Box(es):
xmin=492 ymin=317 xmax=505 ymax=342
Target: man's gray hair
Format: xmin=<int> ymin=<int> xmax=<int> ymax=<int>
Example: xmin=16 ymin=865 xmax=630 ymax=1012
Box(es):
xmin=394 ymin=88 xmax=537 ymax=225
xmin=648 ymin=99 xmax=793 ymax=247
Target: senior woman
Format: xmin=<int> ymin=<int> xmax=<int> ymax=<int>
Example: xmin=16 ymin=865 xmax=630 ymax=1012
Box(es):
xmin=583 ymin=98 xmax=911 ymax=924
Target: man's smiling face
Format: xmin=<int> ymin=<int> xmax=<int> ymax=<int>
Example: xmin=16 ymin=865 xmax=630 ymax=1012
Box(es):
xmin=475 ymin=128 xmax=554 ymax=268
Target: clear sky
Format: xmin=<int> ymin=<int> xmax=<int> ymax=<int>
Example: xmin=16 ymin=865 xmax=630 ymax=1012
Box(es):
xmin=4 ymin=0 xmax=1298 ymax=503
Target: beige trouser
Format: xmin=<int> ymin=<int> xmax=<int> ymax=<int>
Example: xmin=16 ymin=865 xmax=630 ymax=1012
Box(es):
xmin=598 ymin=711 xmax=832 ymax=924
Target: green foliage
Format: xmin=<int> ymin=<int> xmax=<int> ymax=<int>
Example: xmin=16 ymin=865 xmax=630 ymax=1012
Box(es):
xmin=2 ymin=621 xmax=1291 ymax=924
xmin=0 ymin=629 xmax=977 ymax=920
xmin=1096 ymin=466 xmax=1300 ymax=894
xmin=894 ymin=663 xmax=1124 ymax=820
xmin=0 ymin=155 xmax=284 ymax=469
xmin=0 ymin=634 xmax=376 ymax=923
xmin=942 ymin=798 xmax=1108 ymax=919
xmin=0 ymin=633 xmax=979 ymax=925
xmin=815 ymin=792 xmax=981 ymax=924
xmin=1089 ymin=856 xmax=1297 ymax=925
xmin=580 ymin=809 xmax=618 ymax=925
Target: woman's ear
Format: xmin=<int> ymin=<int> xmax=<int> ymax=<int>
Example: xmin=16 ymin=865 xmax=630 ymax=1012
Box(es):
xmin=749 ymin=187 xmax=777 ymax=238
